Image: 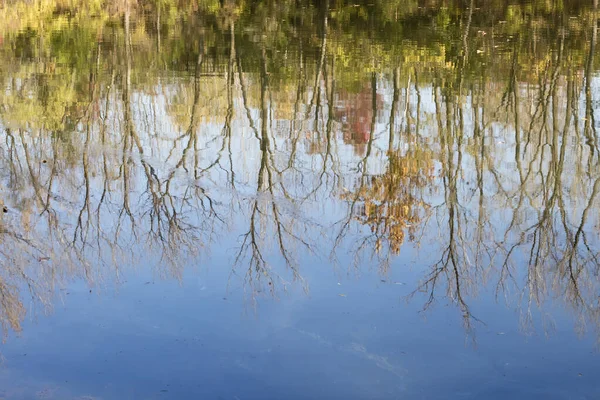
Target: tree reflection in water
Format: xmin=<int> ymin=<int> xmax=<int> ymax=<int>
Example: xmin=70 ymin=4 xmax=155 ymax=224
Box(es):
xmin=0 ymin=0 xmax=599 ymax=344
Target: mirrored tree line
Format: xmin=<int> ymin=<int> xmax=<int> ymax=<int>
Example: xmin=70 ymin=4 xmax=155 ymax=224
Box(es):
xmin=0 ymin=0 xmax=599 ymax=340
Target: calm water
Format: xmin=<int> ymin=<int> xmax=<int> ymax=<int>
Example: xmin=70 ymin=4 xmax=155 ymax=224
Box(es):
xmin=0 ymin=0 xmax=600 ymax=398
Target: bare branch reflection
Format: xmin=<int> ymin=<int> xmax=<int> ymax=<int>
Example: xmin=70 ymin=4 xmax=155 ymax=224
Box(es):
xmin=0 ymin=0 xmax=599 ymax=344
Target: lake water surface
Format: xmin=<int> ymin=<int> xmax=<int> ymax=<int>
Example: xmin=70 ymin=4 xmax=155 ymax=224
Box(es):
xmin=0 ymin=0 xmax=600 ymax=398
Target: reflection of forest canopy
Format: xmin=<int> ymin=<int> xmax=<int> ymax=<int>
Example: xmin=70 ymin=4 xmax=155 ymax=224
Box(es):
xmin=0 ymin=0 xmax=598 ymax=91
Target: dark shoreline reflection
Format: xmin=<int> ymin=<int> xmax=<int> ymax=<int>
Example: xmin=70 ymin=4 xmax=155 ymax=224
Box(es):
xmin=0 ymin=0 xmax=600 ymax=396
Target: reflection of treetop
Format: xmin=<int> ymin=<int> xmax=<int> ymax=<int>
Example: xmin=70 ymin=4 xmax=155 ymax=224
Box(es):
xmin=0 ymin=0 xmax=597 ymax=96
xmin=340 ymin=149 xmax=434 ymax=255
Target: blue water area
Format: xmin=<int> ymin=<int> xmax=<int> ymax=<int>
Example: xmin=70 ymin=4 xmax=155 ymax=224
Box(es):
xmin=1 ymin=0 xmax=600 ymax=398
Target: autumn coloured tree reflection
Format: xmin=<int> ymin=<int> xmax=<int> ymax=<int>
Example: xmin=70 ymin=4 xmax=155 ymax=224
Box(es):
xmin=335 ymin=84 xmax=384 ymax=156
xmin=341 ymin=148 xmax=434 ymax=264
